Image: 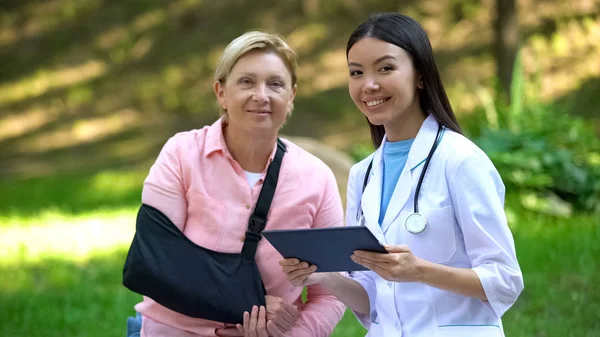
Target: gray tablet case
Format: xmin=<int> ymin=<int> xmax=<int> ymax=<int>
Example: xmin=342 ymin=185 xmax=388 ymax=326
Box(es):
xmin=262 ymin=226 xmax=387 ymax=272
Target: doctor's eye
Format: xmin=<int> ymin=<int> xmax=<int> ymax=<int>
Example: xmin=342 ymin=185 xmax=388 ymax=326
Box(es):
xmin=379 ymin=65 xmax=395 ymax=73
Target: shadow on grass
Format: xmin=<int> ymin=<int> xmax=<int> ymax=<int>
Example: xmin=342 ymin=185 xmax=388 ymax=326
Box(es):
xmin=0 ymin=0 xmax=421 ymax=180
xmin=1 ymin=0 xmax=598 ymax=181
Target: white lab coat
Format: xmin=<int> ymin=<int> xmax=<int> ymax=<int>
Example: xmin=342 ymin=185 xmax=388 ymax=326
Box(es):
xmin=346 ymin=115 xmax=524 ymax=337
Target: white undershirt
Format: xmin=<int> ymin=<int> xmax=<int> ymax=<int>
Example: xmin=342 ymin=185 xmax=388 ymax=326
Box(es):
xmin=244 ymin=171 xmax=262 ymax=187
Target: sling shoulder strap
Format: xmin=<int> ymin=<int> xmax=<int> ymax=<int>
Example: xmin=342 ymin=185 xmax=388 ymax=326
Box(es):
xmin=241 ymin=138 xmax=287 ymax=259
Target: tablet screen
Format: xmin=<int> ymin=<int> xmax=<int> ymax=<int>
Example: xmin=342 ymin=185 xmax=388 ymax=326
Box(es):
xmin=262 ymin=226 xmax=387 ymax=272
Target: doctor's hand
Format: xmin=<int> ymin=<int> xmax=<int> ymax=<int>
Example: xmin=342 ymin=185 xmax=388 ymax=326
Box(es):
xmin=264 ymin=295 xmax=298 ymax=334
xmin=279 ymin=258 xmax=319 ymax=287
xmin=351 ymin=245 xmax=422 ymax=283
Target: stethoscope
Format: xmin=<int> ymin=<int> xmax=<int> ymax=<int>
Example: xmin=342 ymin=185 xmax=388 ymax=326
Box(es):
xmin=356 ymin=124 xmax=444 ymax=234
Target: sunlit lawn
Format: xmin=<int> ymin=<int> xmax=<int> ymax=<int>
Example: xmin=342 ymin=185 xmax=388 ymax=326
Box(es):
xmin=1 ymin=171 xmax=599 ymax=337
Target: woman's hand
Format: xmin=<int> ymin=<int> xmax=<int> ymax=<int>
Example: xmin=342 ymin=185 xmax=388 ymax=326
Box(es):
xmin=353 ymin=245 xmax=489 ymax=301
xmin=264 ymin=295 xmax=298 ymax=333
xmin=237 ymin=306 xmax=286 ymax=337
xmin=351 ymin=245 xmax=423 ymax=282
xmin=216 ymin=297 xmax=296 ymax=337
xmin=279 ymin=258 xmax=319 ymax=287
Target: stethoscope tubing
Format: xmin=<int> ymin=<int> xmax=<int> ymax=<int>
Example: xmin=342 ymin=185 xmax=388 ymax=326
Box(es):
xmin=358 ymin=124 xmax=444 ymax=222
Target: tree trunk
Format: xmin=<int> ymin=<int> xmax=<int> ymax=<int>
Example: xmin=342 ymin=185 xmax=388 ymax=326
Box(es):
xmin=494 ymin=0 xmax=519 ymax=103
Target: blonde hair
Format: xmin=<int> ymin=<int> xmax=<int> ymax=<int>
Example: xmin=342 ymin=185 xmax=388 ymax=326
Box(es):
xmin=214 ymin=31 xmax=298 ymax=118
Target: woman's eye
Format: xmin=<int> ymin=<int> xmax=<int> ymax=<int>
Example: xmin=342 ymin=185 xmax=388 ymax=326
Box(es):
xmin=238 ymin=78 xmax=252 ymax=84
xmin=349 ymin=70 xmax=362 ymax=77
xmin=380 ymin=66 xmax=394 ymax=72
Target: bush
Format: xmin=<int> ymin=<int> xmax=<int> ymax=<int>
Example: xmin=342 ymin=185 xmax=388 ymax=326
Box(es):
xmin=469 ymin=52 xmax=600 ymax=215
xmin=473 ymin=105 xmax=600 ymax=215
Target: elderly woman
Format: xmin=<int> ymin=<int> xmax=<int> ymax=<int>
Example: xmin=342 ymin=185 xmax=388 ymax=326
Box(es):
xmin=124 ymin=31 xmax=345 ymax=337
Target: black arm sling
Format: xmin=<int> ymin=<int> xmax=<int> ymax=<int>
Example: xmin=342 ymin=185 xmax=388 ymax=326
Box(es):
xmin=122 ymin=139 xmax=287 ymax=324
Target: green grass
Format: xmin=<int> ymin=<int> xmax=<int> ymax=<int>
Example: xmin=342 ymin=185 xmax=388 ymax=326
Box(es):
xmin=1 ymin=171 xmax=599 ymax=337
xmin=504 ymin=211 xmax=600 ymax=337
xmin=1 ymin=249 xmax=140 ymax=337
xmin=0 ymin=170 xmax=145 ymax=221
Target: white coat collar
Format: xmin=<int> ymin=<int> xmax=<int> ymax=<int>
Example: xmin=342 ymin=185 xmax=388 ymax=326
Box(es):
xmin=361 ymin=114 xmax=441 ymax=235
xmin=405 ymin=114 xmax=441 ymax=171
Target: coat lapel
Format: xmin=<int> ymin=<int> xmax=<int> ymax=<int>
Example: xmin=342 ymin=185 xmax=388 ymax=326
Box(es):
xmin=380 ymin=114 xmax=441 ymax=233
xmin=361 ymin=146 xmax=386 ymax=244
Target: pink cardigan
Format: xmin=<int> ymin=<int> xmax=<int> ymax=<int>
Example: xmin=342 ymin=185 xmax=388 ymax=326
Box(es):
xmin=135 ymin=118 xmax=346 ymax=337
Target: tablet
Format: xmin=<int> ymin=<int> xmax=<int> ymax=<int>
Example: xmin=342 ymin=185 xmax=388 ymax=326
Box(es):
xmin=261 ymin=226 xmax=387 ymax=272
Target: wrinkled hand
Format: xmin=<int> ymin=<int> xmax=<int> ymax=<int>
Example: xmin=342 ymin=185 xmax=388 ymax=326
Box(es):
xmin=234 ymin=306 xmax=286 ymax=337
xmin=215 ymin=295 xmax=297 ymax=337
xmin=279 ymin=258 xmax=319 ymax=287
xmin=215 ymin=304 xmax=285 ymax=337
xmin=351 ymin=245 xmax=422 ymax=282
xmin=265 ymin=295 xmax=298 ymax=333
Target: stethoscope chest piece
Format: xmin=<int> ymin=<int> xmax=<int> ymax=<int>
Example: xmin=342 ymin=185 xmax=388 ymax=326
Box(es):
xmin=405 ymin=213 xmax=427 ymax=234
xmin=358 ymin=124 xmax=443 ymax=236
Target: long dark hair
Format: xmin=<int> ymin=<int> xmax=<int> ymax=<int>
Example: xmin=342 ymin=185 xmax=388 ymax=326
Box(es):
xmin=346 ymin=12 xmax=462 ymax=148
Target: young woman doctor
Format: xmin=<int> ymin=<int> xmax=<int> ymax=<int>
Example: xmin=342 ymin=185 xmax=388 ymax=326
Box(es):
xmin=279 ymin=13 xmax=524 ymax=337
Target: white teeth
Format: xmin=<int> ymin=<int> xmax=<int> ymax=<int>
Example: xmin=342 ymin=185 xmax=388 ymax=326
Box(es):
xmin=366 ymin=99 xmax=387 ymax=107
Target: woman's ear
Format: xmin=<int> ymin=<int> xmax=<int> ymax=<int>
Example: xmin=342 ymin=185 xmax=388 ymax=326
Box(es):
xmin=287 ymin=84 xmax=297 ymax=117
xmin=214 ymin=80 xmax=227 ymax=111
xmin=417 ymin=76 xmax=424 ymax=89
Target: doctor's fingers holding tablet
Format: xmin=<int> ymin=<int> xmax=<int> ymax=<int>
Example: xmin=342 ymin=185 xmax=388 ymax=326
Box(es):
xmin=280 ymin=244 xmax=422 ymax=286
xmin=351 ymin=244 xmax=422 ymax=282
xmin=279 ymin=259 xmax=318 ymax=287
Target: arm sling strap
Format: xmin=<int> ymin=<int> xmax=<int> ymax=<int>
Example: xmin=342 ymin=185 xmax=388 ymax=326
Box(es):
xmin=122 ymin=139 xmax=287 ymax=324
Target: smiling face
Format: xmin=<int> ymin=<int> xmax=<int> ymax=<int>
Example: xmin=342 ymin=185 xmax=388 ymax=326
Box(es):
xmin=214 ymin=49 xmax=296 ymax=134
xmin=347 ymin=37 xmax=424 ymax=138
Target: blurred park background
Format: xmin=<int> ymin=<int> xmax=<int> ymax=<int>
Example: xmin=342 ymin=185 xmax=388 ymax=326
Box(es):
xmin=1 ymin=0 xmax=599 ymax=336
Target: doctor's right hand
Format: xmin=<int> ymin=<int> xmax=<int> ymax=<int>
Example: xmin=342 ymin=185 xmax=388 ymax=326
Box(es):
xmin=279 ymin=258 xmax=319 ymax=287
